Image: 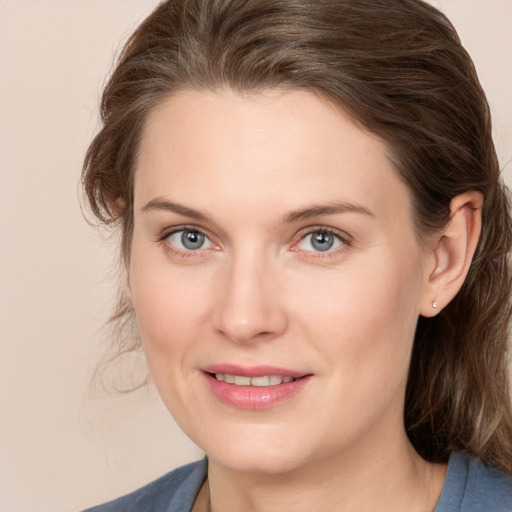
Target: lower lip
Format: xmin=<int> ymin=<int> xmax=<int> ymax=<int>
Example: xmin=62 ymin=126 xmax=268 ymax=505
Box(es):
xmin=203 ymin=373 xmax=311 ymax=409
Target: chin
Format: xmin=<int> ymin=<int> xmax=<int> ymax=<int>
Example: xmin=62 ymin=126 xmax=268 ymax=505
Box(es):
xmin=212 ymin=449 xmax=307 ymax=475
xmin=199 ymin=428 xmax=315 ymax=475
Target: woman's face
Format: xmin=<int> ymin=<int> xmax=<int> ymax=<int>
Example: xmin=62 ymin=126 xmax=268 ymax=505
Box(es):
xmin=130 ymin=89 xmax=433 ymax=474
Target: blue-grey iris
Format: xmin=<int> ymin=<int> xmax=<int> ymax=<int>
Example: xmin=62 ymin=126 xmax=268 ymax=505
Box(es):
xmin=311 ymin=232 xmax=335 ymax=252
xmin=181 ymin=230 xmax=205 ymax=250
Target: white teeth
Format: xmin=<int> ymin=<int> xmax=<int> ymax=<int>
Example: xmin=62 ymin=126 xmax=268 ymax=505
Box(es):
xmin=234 ymin=376 xmax=251 ymax=386
xmin=213 ymin=373 xmax=297 ymax=386
xmin=251 ymin=376 xmax=270 ymax=387
xmin=224 ymin=374 xmax=235 ymax=384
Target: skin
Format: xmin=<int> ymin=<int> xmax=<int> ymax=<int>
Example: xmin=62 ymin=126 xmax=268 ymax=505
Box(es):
xmin=129 ymin=89 xmax=482 ymax=511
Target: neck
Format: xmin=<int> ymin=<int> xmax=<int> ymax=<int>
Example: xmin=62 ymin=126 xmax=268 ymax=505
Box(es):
xmin=204 ymin=430 xmax=446 ymax=512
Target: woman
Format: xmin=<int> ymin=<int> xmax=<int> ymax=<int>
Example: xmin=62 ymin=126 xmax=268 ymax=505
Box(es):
xmin=82 ymin=0 xmax=512 ymax=510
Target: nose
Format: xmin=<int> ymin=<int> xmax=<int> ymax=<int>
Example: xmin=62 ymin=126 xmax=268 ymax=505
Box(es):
xmin=212 ymin=253 xmax=288 ymax=344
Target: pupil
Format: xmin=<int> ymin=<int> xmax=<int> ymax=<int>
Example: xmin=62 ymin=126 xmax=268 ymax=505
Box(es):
xmin=182 ymin=230 xmax=204 ymax=250
xmin=312 ymin=232 xmax=334 ymax=252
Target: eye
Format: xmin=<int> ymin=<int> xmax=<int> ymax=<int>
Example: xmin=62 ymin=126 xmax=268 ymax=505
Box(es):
xmin=166 ymin=229 xmax=214 ymax=251
xmin=297 ymin=230 xmax=345 ymax=252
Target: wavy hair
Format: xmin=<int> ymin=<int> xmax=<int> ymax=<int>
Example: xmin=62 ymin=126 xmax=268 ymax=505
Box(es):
xmin=83 ymin=0 xmax=512 ymax=472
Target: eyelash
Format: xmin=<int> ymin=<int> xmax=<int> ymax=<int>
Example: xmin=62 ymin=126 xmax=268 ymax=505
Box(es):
xmin=293 ymin=227 xmax=351 ymax=258
xmin=157 ymin=225 xmax=217 ymax=258
xmin=157 ymin=225 xmax=351 ymax=259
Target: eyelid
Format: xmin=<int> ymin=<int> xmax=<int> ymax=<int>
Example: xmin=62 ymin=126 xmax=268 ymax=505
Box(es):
xmin=157 ymin=224 xmax=210 ymax=242
xmin=157 ymin=224 xmax=220 ymax=254
xmin=291 ymin=226 xmax=352 ymax=254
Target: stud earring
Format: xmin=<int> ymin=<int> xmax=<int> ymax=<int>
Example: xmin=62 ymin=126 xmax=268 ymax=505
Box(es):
xmin=432 ymin=300 xmax=438 ymax=309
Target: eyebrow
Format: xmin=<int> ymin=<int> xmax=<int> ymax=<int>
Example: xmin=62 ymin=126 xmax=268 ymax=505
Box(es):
xmin=141 ymin=198 xmax=374 ymax=223
xmin=282 ymin=202 xmax=374 ymax=224
xmin=141 ymin=198 xmax=209 ymax=221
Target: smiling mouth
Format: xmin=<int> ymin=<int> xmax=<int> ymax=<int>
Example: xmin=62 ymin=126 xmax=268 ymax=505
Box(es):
xmin=210 ymin=373 xmax=297 ymax=386
xmin=203 ymin=370 xmax=312 ymax=408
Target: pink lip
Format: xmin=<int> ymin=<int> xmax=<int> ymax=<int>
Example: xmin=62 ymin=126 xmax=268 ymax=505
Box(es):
xmin=202 ymin=365 xmax=312 ymax=410
xmin=203 ymin=364 xmax=305 ymax=378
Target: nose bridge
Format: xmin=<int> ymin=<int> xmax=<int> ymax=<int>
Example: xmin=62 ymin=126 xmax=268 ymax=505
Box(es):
xmin=213 ymin=245 xmax=287 ymax=343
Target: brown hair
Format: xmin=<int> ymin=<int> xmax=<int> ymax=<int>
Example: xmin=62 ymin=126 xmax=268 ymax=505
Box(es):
xmin=83 ymin=0 xmax=512 ymax=472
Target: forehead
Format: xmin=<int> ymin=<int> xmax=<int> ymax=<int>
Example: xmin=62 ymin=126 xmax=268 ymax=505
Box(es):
xmin=135 ymin=88 xmax=412 ymax=227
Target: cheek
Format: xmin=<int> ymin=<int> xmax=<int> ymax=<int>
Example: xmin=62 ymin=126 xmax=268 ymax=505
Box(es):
xmin=129 ymin=246 xmax=212 ymax=364
xmin=291 ymin=255 xmax=423 ymax=382
xmin=128 ymin=260 xmax=215 ymax=418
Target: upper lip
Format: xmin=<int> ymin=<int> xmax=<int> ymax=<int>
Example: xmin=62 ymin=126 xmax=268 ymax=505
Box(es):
xmin=202 ymin=364 xmax=308 ymax=378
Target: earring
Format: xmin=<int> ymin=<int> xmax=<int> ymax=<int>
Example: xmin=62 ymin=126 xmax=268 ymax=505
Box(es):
xmin=432 ymin=300 xmax=438 ymax=309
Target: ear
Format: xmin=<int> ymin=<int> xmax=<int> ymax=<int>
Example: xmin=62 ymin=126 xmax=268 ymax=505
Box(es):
xmin=419 ymin=191 xmax=483 ymax=317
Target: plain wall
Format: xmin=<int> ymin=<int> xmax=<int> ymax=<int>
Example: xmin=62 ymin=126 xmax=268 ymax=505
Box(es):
xmin=0 ymin=1 xmax=510 ymax=511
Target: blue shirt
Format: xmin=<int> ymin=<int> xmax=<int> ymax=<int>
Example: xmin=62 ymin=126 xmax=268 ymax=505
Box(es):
xmin=83 ymin=452 xmax=512 ymax=511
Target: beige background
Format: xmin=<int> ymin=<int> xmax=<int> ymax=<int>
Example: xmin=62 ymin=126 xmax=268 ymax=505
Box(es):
xmin=0 ymin=1 xmax=510 ymax=511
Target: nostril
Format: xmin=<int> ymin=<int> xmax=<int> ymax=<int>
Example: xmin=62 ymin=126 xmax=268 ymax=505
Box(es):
xmin=211 ymin=280 xmax=289 ymax=343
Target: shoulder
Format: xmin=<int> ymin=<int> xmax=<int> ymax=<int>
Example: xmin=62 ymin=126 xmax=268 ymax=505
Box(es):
xmin=435 ymin=452 xmax=512 ymax=512
xmin=462 ymin=453 xmax=512 ymax=511
xmin=82 ymin=459 xmax=207 ymax=512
